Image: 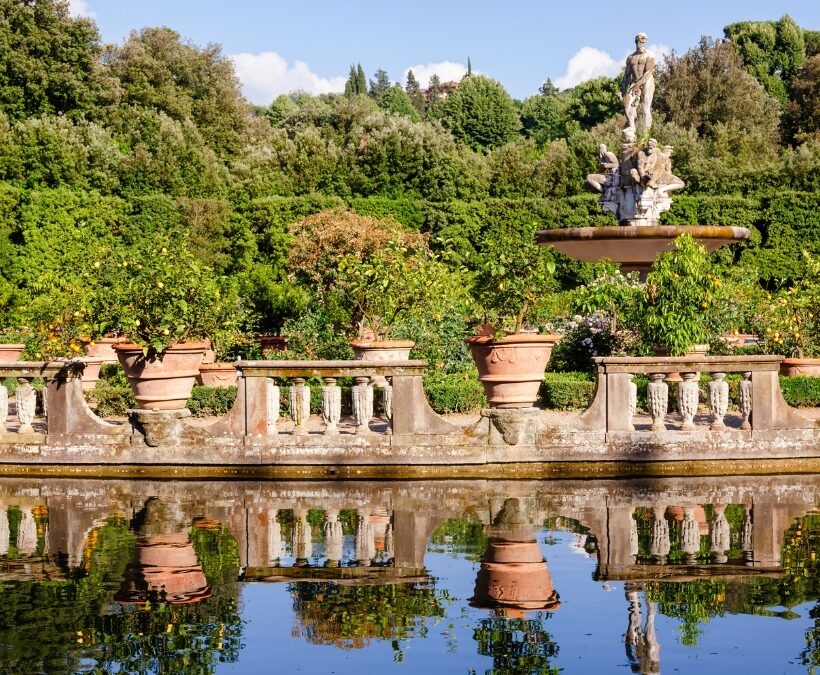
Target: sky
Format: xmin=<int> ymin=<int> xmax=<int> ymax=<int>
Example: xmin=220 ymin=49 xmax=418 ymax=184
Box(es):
xmin=69 ymin=1 xmax=820 ymax=106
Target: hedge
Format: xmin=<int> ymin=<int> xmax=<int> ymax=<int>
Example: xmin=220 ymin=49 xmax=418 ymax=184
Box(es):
xmin=540 ymin=372 xmax=595 ymax=410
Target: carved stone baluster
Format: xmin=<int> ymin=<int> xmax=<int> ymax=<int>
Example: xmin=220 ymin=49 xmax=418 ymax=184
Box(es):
xmin=352 ymin=376 xmax=373 ymax=434
xmin=355 ymin=512 xmax=375 ymax=565
xmin=627 ymin=374 xmax=637 ymax=429
xmin=383 ymin=380 xmax=393 ymax=423
xmin=710 ymin=504 xmax=730 ymax=564
xmin=646 ymin=373 xmax=668 ymax=431
xmin=738 ymin=371 xmax=752 ymax=430
xmin=681 ymin=506 xmax=700 ymax=565
xmin=0 ymin=383 xmax=7 ymax=433
xmin=324 ymin=509 xmax=344 ymax=567
xmin=649 ymin=504 xmax=670 ymax=564
xmin=289 ymin=377 xmax=310 ymax=436
xmin=708 ymin=372 xmax=729 ymax=429
xmin=17 ymin=508 xmax=37 ymax=555
xmin=677 ymin=372 xmax=699 ymax=430
xmin=741 ymin=507 xmax=753 ymax=564
xmin=292 ymin=509 xmax=312 ymax=564
xmin=266 ymin=379 xmax=280 ymax=434
xmin=15 ymin=378 xmax=36 ymax=434
xmin=384 ymin=523 xmax=394 ymax=559
xmin=321 ymin=377 xmax=341 ymax=435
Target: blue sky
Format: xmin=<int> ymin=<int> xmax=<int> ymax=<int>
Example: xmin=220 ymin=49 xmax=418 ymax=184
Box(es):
xmin=70 ymin=1 xmax=820 ymax=105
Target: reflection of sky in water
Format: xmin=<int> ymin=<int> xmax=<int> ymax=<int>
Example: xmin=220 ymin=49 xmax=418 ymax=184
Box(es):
xmin=220 ymin=529 xmax=817 ymax=674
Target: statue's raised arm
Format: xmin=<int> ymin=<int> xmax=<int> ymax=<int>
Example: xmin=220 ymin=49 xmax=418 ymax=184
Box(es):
xmin=622 ymin=33 xmax=655 ymax=133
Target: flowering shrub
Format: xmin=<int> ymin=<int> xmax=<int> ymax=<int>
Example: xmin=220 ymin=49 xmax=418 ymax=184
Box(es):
xmin=549 ymin=312 xmax=642 ymax=373
xmin=570 ymin=266 xmax=644 ymax=335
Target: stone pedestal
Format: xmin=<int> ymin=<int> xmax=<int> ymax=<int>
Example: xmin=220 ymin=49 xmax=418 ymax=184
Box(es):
xmin=480 ymin=407 xmax=542 ymax=446
xmin=130 ymin=408 xmax=192 ymax=447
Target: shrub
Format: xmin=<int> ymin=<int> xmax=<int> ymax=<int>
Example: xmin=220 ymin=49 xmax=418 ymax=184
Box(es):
xmin=86 ymin=384 xmax=135 ymax=417
xmin=186 ymin=386 xmax=237 ymax=417
xmin=423 ymin=372 xmax=486 ymax=414
xmin=780 ymin=376 xmax=820 ymax=407
xmin=540 ymin=372 xmax=594 ymax=410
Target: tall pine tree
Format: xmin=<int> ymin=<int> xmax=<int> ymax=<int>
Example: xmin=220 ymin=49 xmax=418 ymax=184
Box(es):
xmin=369 ymin=68 xmax=391 ymax=99
xmin=356 ymin=64 xmax=367 ymax=96
xmin=405 ymin=69 xmax=424 ymax=113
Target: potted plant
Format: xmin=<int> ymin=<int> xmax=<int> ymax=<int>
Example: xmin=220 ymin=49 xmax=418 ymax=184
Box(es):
xmin=0 ymin=327 xmax=29 ymax=361
xmin=97 ymin=235 xmax=240 ymax=410
xmin=337 ymin=237 xmax=453 ymax=366
xmin=641 ymin=234 xmax=723 ymax=356
xmin=760 ymin=252 xmax=820 ymax=376
xmin=466 ymin=221 xmax=560 ymax=408
xmin=247 ymin=263 xmax=307 ymax=356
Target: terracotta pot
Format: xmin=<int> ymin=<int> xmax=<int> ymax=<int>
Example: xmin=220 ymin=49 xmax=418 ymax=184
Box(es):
xmin=0 ymin=343 xmax=25 ymax=361
xmin=201 ymin=349 xmax=216 ymax=365
xmin=471 ymin=538 xmax=560 ymax=611
xmin=79 ymin=359 xmax=103 ymax=392
xmin=465 ymin=334 xmax=559 ymax=408
xmin=114 ymin=341 xmax=208 ymax=410
xmin=83 ymin=337 xmax=125 ymax=363
xmin=198 ymin=362 xmax=238 ymax=387
xmin=259 ymin=335 xmax=288 ymax=354
xmin=780 ymin=358 xmax=820 ymax=377
xmin=350 ymin=339 xmax=415 ymax=387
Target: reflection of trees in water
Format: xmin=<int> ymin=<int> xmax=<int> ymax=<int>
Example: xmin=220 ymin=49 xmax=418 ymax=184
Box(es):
xmin=0 ymin=506 xmax=244 ymax=674
xmin=473 ymin=612 xmax=560 ymax=675
xmin=290 ymin=580 xmax=449 ymax=653
xmin=785 ymin=512 xmax=820 ymax=668
xmin=429 ymin=514 xmax=489 ymax=561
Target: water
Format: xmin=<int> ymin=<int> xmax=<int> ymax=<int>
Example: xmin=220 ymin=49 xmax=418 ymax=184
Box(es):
xmin=0 ymin=474 xmax=817 ymax=674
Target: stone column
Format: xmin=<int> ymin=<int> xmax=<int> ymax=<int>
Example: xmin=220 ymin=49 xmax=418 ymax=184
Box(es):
xmin=741 ymin=507 xmax=753 ymax=564
xmin=355 ymin=512 xmax=375 ymax=565
xmin=677 ymin=372 xmax=699 ymax=430
xmin=647 ymin=374 xmax=668 ymax=431
xmin=710 ymin=504 xmax=730 ymax=563
xmin=383 ymin=382 xmax=393 ymax=423
xmin=17 ymin=508 xmax=37 ymax=555
xmin=321 ymin=377 xmax=341 ymax=435
xmin=738 ymin=372 xmax=752 ymax=430
xmin=708 ymin=373 xmax=729 ymax=429
xmin=627 ymin=374 xmax=637 ymax=428
xmin=352 ymin=376 xmax=373 ymax=434
xmin=649 ymin=505 xmax=670 ymax=564
xmin=629 ymin=510 xmax=639 ymax=560
xmin=292 ymin=509 xmax=312 ymax=564
xmin=324 ymin=509 xmax=344 ymax=567
xmin=289 ymin=378 xmax=310 ymax=436
xmin=681 ymin=506 xmax=701 ymax=564
xmin=0 ymin=383 xmax=7 ymax=432
xmin=384 ymin=523 xmax=394 ymax=560
xmin=267 ymin=510 xmax=281 ymax=565
xmin=15 ymin=379 xmax=36 ymax=434
xmin=266 ymin=379 xmax=280 ymax=434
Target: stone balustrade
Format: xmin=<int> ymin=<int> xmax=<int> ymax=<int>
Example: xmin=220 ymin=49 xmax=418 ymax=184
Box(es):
xmin=577 ymin=355 xmax=813 ymax=434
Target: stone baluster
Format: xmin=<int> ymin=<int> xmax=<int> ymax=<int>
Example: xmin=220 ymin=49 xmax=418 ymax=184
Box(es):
xmin=324 ymin=508 xmax=344 ymax=567
xmin=738 ymin=371 xmax=752 ymax=430
xmin=708 ymin=373 xmax=729 ymax=429
xmin=741 ymin=508 xmax=754 ymax=564
xmin=629 ymin=509 xmax=639 ymax=559
xmin=17 ymin=508 xmax=37 ymax=555
xmin=0 ymin=382 xmax=7 ymax=433
xmin=15 ymin=379 xmax=37 ymax=434
xmin=384 ymin=523 xmax=394 ymax=560
xmin=627 ymin=374 xmax=637 ymax=429
xmin=649 ymin=505 xmax=670 ymax=564
xmin=289 ymin=378 xmax=310 ymax=436
xmin=646 ymin=374 xmax=668 ymax=431
xmin=383 ymin=381 xmax=393 ymax=423
xmin=321 ymin=377 xmax=341 ymax=435
xmin=709 ymin=504 xmax=730 ymax=563
xmin=292 ymin=509 xmax=312 ymax=564
xmin=0 ymin=506 xmax=8 ymax=556
xmin=681 ymin=506 xmax=701 ymax=564
xmin=355 ymin=512 xmax=375 ymax=565
xmin=267 ymin=509 xmax=281 ymax=565
xmin=352 ymin=376 xmax=374 ymax=434
xmin=266 ymin=379 xmax=280 ymax=434
xmin=677 ymin=372 xmax=699 ymax=430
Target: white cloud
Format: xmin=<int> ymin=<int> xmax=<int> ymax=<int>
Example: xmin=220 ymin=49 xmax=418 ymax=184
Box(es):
xmin=229 ymin=52 xmax=347 ymax=105
xmin=68 ymin=0 xmax=95 ymax=18
xmin=403 ymin=61 xmax=468 ymax=88
xmin=554 ymin=43 xmax=671 ymax=90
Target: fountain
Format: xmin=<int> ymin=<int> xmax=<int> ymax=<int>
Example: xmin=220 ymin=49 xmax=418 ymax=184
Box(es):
xmin=537 ymin=32 xmax=750 ymax=273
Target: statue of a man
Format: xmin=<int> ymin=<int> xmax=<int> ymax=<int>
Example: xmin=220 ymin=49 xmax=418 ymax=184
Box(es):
xmin=622 ymin=33 xmax=655 ymax=132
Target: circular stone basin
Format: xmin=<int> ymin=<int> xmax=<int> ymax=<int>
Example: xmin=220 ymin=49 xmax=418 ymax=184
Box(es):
xmin=536 ymin=225 xmax=750 ymax=273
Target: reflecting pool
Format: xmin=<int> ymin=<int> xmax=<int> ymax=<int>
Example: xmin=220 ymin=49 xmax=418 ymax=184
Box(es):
xmin=0 ymin=474 xmax=818 ymax=673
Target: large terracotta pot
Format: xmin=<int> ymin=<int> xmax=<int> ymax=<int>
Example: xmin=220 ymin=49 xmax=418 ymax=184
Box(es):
xmin=465 ymin=334 xmax=559 ymax=408
xmin=780 ymin=358 xmax=820 ymax=377
xmin=114 ymin=341 xmax=208 ymax=410
xmin=259 ymin=334 xmax=288 ymax=354
xmin=471 ymin=538 xmax=560 ymax=612
xmin=0 ymin=343 xmax=25 ymax=361
xmin=83 ymin=337 xmax=125 ymax=362
xmin=350 ymin=339 xmax=415 ymax=387
xmin=198 ymin=362 xmax=238 ymax=387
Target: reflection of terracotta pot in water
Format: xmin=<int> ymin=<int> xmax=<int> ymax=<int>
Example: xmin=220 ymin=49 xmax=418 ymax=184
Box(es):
xmin=116 ymin=533 xmax=211 ymax=605
xmin=665 ymin=504 xmax=709 ymax=535
xmin=369 ymin=510 xmax=390 ymax=551
xmin=470 ymin=539 xmax=560 ymax=611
